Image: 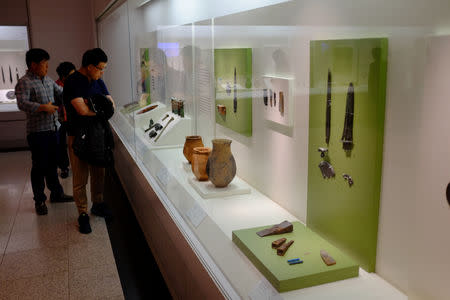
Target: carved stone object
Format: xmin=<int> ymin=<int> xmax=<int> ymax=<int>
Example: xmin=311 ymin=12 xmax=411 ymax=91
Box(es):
xmin=271 ymin=238 xmax=287 ymax=249
xmin=256 ymin=220 xmax=293 ymax=237
xmin=183 ymin=136 xmax=204 ymax=164
xmin=206 ymin=139 xmax=236 ymax=188
xmin=320 ymin=250 xmax=336 ymax=266
xmin=191 ymin=147 xmax=212 ymax=181
xmin=277 ymin=240 xmax=294 ymax=256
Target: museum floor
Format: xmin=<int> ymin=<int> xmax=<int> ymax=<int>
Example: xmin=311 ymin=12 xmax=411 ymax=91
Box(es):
xmin=0 ymin=151 xmax=171 ymax=299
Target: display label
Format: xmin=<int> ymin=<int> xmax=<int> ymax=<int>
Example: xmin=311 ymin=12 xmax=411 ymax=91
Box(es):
xmin=185 ymin=203 xmax=206 ymax=228
xmin=156 ymin=167 xmax=170 ymax=188
xmin=249 ymin=280 xmax=282 ymax=300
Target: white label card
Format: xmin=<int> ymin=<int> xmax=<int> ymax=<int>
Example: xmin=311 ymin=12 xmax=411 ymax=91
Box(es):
xmin=185 ymin=203 xmax=207 ymax=228
xmin=156 ymin=167 xmax=169 ymax=188
xmin=249 ymin=280 xmax=283 ymax=300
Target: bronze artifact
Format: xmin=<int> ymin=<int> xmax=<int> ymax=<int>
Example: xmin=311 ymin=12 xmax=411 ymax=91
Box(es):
xmin=137 ymin=104 xmax=158 ymax=115
xmin=270 ymin=89 xmax=273 ymax=107
xmin=162 ymin=114 xmax=169 ymax=122
xmin=279 ymin=91 xmax=284 ymax=115
xmin=148 ymin=130 xmax=157 ymax=138
xmin=277 ymin=240 xmax=294 ymax=256
xmin=263 ymin=89 xmax=268 ymax=106
xmin=326 ymin=69 xmax=332 ymax=144
xmin=271 ymin=238 xmax=286 ymax=249
xmin=320 ymin=250 xmax=336 ymax=266
xmin=256 ymin=220 xmax=293 ymax=237
xmin=274 ymin=92 xmax=276 ymax=106
xmin=183 ymin=136 xmax=204 ymax=164
xmin=206 ymin=139 xmax=236 ymax=187
xmin=318 ymin=161 xmax=335 ymax=178
xmin=341 ymin=82 xmax=354 ymax=150
xmin=144 ymin=119 xmax=154 ymax=132
xmin=343 ymin=173 xmax=353 ymax=187
xmin=191 ymin=147 xmax=212 ymax=181
xmin=154 ymin=116 xmax=175 ymax=142
xmin=233 ymin=67 xmax=237 ymax=113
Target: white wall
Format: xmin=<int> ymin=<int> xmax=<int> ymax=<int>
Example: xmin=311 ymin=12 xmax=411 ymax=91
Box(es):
xmin=28 ymin=0 xmax=95 ymax=79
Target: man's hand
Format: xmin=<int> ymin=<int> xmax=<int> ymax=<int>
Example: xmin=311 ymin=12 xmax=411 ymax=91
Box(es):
xmin=37 ymin=103 xmax=58 ymax=114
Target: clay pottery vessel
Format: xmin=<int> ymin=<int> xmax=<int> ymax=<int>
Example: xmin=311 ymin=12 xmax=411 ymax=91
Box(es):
xmin=191 ymin=147 xmax=212 ymax=181
xmin=206 ymin=139 xmax=236 ymax=187
xmin=183 ymin=136 xmax=204 ymax=164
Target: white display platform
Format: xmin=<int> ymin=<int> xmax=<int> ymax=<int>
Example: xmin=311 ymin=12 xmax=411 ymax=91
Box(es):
xmin=136 ymin=112 xmax=192 ymax=148
xmin=188 ymin=176 xmax=251 ymax=199
xmin=133 ymin=101 xmax=168 ymax=130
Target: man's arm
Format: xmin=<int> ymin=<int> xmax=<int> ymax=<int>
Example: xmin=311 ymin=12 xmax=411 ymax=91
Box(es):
xmin=106 ymin=95 xmax=116 ymax=109
xmin=52 ymin=80 xmax=63 ymax=106
xmin=71 ymin=97 xmax=96 ymax=116
xmin=16 ymin=79 xmax=58 ymax=114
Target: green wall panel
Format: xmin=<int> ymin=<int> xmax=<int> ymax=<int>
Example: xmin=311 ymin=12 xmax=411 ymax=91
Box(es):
xmin=307 ymin=38 xmax=388 ymax=272
xmin=214 ymin=48 xmax=252 ymax=136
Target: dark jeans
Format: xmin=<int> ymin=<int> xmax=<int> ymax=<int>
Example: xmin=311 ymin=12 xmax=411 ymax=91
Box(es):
xmin=57 ymin=122 xmax=70 ymax=170
xmin=27 ymin=131 xmax=64 ymax=203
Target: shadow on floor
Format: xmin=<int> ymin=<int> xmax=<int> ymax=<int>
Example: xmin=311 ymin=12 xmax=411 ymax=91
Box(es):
xmin=104 ymin=167 xmax=172 ymax=300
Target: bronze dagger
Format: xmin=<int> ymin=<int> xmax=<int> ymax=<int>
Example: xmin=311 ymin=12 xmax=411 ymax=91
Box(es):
xmin=15 ymin=67 xmax=19 ymax=82
xmin=325 ymin=69 xmax=331 ymax=145
xmin=9 ymin=66 xmax=12 ymax=84
xmin=233 ymin=67 xmax=237 ymax=113
xmin=1 ymin=66 xmax=4 ymax=84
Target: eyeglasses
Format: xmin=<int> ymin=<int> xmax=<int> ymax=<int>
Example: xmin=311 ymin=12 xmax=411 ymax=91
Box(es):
xmin=94 ymin=65 xmax=106 ymax=72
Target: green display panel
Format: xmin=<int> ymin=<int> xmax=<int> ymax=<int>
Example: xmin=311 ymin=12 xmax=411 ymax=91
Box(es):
xmin=232 ymin=222 xmax=359 ymax=292
xmin=140 ymin=48 xmax=151 ymax=105
xmin=214 ymin=48 xmax=252 ymax=136
xmin=308 ymin=38 xmax=388 ymax=272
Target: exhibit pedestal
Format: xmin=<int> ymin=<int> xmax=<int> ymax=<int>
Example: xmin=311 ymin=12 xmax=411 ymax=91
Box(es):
xmin=233 ymin=222 xmax=359 ymax=292
xmin=188 ymin=176 xmax=251 ymax=199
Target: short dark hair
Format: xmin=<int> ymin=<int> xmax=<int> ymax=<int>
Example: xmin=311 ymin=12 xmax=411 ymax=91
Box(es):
xmin=56 ymin=62 xmax=76 ymax=78
xmin=82 ymin=48 xmax=108 ymax=67
xmin=26 ymin=48 xmax=50 ymax=68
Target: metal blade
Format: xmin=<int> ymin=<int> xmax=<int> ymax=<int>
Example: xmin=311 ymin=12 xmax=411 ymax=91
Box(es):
xmin=341 ymin=82 xmax=354 ymax=150
xmin=325 ymin=69 xmax=332 ymax=144
xmin=1 ymin=66 xmax=4 ymax=83
xmin=9 ymin=65 xmax=12 ymax=84
xmin=233 ymin=67 xmax=237 ymax=113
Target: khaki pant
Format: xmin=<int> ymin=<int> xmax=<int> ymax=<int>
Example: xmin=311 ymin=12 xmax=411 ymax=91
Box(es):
xmin=68 ymin=136 xmax=105 ymax=214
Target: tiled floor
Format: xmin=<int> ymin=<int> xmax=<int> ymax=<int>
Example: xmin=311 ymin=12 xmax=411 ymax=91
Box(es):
xmin=0 ymin=151 xmax=124 ymax=299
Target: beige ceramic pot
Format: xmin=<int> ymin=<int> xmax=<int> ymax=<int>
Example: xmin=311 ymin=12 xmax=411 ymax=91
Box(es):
xmin=206 ymin=139 xmax=236 ymax=187
xmin=183 ymin=136 xmax=204 ymax=163
xmin=191 ymin=147 xmax=212 ymax=181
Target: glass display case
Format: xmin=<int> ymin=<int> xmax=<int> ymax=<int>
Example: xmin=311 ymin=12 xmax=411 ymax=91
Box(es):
xmin=98 ymin=0 xmax=450 ymax=299
xmin=0 ymin=26 xmax=29 ymax=148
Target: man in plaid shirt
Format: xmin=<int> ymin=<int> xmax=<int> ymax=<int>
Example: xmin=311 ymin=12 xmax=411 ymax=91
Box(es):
xmin=16 ymin=48 xmax=73 ymax=215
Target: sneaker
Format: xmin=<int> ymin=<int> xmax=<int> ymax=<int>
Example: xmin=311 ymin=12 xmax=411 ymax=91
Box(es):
xmin=60 ymin=169 xmax=69 ymax=179
xmin=91 ymin=202 xmax=112 ymax=219
xmin=50 ymin=193 xmax=74 ymax=203
xmin=78 ymin=213 xmax=92 ymax=234
xmin=35 ymin=202 xmax=48 ymax=215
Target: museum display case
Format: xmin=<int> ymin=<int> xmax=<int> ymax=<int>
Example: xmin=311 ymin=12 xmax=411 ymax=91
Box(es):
xmin=0 ymin=26 xmax=29 ymax=149
xmin=98 ymin=0 xmax=450 ymax=299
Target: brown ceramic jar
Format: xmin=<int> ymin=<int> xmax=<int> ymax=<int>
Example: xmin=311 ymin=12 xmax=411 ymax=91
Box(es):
xmin=191 ymin=147 xmax=212 ymax=181
xmin=183 ymin=136 xmax=204 ymax=164
xmin=206 ymin=139 xmax=236 ymax=187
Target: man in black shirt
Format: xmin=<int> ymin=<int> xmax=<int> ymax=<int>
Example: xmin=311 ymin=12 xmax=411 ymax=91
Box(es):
xmin=64 ymin=48 xmax=115 ymax=234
